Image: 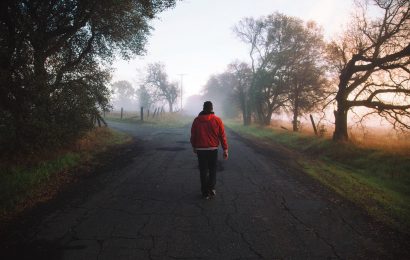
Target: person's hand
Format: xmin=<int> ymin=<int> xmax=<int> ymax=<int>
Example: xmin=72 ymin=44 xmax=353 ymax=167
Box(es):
xmin=223 ymin=149 xmax=228 ymax=160
xmin=192 ymin=148 xmax=197 ymax=154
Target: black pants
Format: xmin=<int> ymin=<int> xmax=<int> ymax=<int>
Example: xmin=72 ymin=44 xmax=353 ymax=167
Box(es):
xmin=197 ymin=150 xmax=218 ymax=196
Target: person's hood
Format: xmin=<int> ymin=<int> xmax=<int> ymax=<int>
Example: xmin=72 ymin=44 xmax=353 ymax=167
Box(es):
xmin=197 ymin=111 xmax=215 ymax=121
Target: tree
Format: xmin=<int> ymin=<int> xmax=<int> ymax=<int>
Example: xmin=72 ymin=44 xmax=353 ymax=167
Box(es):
xmin=284 ymin=21 xmax=328 ymax=131
xmin=111 ymin=80 xmax=136 ymax=110
xmin=253 ymin=67 xmax=289 ymax=125
xmin=202 ymin=72 xmax=238 ymax=118
xmin=329 ymin=0 xmax=410 ymax=141
xmin=288 ymin=60 xmax=328 ymax=131
xmin=227 ymin=61 xmax=253 ymax=125
xmin=235 ymin=13 xmax=315 ymax=125
xmin=137 ymin=85 xmax=154 ymax=110
xmin=0 ymin=0 xmax=176 ymax=152
xmin=144 ymin=63 xmax=178 ymax=112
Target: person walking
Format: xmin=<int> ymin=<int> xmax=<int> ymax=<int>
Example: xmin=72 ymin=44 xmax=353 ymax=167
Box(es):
xmin=190 ymin=101 xmax=228 ymax=199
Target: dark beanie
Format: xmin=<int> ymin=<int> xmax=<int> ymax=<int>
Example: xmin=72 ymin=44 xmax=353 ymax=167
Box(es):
xmin=203 ymin=101 xmax=213 ymax=112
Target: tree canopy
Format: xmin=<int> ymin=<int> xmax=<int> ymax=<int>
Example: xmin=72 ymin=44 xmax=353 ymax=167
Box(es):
xmin=0 ymin=0 xmax=176 ymax=153
xmin=233 ymin=13 xmax=327 ymax=126
xmin=111 ymin=80 xmax=137 ymax=110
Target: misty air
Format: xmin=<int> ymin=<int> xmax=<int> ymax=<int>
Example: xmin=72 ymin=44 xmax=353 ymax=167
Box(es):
xmin=1 ymin=0 xmax=409 ymax=259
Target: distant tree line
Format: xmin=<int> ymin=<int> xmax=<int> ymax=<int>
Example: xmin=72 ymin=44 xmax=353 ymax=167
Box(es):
xmin=0 ymin=0 xmax=176 ymax=154
xmin=203 ymin=0 xmax=409 ymax=142
xmin=111 ymin=62 xmax=179 ymax=114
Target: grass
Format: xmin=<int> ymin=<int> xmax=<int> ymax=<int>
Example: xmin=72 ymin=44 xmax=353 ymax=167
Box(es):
xmin=0 ymin=127 xmax=131 ymax=221
xmin=105 ymin=111 xmax=194 ymax=128
xmin=226 ymin=121 xmax=410 ymax=233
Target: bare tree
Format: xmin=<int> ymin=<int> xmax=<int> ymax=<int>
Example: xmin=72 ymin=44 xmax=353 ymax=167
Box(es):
xmin=329 ymin=0 xmax=410 ymax=141
xmin=144 ymin=63 xmax=178 ymax=112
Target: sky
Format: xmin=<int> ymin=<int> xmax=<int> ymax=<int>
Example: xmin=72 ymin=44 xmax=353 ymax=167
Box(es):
xmin=111 ymin=0 xmax=355 ymax=108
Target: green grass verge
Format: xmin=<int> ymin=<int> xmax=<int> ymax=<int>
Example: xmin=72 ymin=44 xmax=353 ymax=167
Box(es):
xmin=227 ymin=121 xmax=410 ymax=233
xmin=0 ymin=128 xmax=131 ymax=219
xmin=105 ymin=112 xmax=194 ymax=128
xmin=0 ymin=153 xmax=81 ymax=214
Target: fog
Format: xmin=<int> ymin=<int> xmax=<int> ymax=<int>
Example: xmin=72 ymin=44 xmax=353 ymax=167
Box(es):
xmin=183 ymin=95 xmax=203 ymax=116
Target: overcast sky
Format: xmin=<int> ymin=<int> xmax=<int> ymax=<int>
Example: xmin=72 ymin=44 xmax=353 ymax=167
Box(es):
xmin=112 ymin=0 xmax=355 ymax=106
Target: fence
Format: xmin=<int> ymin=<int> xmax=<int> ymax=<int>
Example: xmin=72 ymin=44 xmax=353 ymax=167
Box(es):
xmin=104 ymin=107 xmax=166 ymax=121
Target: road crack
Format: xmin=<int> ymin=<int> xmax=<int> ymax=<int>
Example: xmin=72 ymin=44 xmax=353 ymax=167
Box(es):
xmin=224 ymin=213 xmax=263 ymax=259
xmin=280 ymin=196 xmax=341 ymax=259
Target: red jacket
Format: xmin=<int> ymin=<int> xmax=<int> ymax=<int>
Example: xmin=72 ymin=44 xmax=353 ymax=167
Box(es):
xmin=190 ymin=112 xmax=228 ymax=150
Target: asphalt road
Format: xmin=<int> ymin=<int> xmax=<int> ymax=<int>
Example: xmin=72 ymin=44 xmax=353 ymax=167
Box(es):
xmin=2 ymin=121 xmax=408 ymax=259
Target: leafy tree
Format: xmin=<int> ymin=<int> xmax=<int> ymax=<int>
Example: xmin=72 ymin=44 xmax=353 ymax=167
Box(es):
xmin=144 ymin=62 xmax=178 ymax=112
xmin=202 ymin=72 xmax=238 ymax=118
xmin=137 ymin=85 xmax=154 ymax=110
xmin=233 ymin=16 xmax=265 ymax=124
xmin=288 ymin=59 xmax=328 ymax=131
xmin=284 ymin=21 xmax=328 ymax=131
xmin=328 ymin=0 xmax=410 ymax=141
xmin=227 ymin=61 xmax=253 ymax=125
xmin=235 ymin=13 xmax=307 ymax=125
xmin=0 ymin=0 xmax=176 ymax=152
xmin=111 ymin=80 xmax=136 ymax=110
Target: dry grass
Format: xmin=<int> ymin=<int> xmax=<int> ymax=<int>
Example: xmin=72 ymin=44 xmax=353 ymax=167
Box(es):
xmin=267 ymin=118 xmax=410 ymax=156
xmin=74 ymin=127 xmax=130 ymax=151
xmin=348 ymin=130 xmax=410 ymax=156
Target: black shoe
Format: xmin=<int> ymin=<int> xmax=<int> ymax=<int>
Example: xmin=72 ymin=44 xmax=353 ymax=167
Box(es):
xmin=203 ymin=195 xmax=211 ymax=200
xmin=209 ymin=189 xmax=216 ymax=197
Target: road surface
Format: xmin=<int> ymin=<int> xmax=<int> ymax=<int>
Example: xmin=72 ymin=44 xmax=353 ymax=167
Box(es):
xmin=2 ymin=121 xmax=408 ymax=259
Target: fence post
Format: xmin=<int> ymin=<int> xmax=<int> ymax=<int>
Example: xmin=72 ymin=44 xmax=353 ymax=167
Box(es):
xmin=310 ymin=114 xmax=318 ymax=136
xmin=153 ymin=108 xmax=157 ymax=118
xmin=147 ymin=109 xmax=150 ymax=118
xmin=120 ymin=107 xmax=123 ymax=120
xmin=141 ymin=107 xmax=144 ymax=121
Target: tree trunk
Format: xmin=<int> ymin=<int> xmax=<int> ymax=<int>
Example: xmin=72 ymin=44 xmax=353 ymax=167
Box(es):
xmin=263 ymin=109 xmax=273 ymax=126
xmin=245 ymin=113 xmax=251 ymax=125
xmin=168 ymin=101 xmax=173 ymax=113
xmin=241 ymin=111 xmax=247 ymax=126
xmin=245 ymin=99 xmax=252 ymax=125
xmin=292 ymin=112 xmax=298 ymax=132
xmin=239 ymin=95 xmax=246 ymax=125
xmin=240 ymin=94 xmax=251 ymax=126
xmin=333 ymin=74 xmax=350 ymax=142
xmin=292 ymin=92 xmax=299 ymax=132
xmin=255 ymin=100 xmax=265 ymax=125
xmin=333 ymin=97 xmax=349 ymax=142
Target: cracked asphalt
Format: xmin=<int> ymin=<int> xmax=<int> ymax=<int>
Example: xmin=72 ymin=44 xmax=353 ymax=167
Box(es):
xmin=2 ymin=121 xmax=409 ymax=259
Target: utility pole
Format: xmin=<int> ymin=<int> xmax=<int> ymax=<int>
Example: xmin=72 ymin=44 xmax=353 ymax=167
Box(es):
xmin=177 ymin=73 xmax=186 ymax=111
